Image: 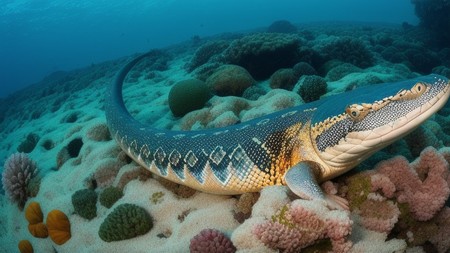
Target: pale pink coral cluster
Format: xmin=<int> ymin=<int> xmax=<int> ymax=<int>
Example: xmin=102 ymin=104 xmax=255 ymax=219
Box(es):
xmin=374 ymin=147 xmax=450 ymax=221
xmin=253 ymin=200 xmax=352 ymax=253
xmin=1 ymin=153 xmax=38 ymax=209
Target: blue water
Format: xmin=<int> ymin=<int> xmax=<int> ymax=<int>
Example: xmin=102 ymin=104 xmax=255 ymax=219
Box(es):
xmin=0 ymin=0 xmax=417 ymax=98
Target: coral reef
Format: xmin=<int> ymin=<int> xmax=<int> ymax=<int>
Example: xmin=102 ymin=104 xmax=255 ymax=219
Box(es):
xmin=98 ymin=203 xmax=153 ymax=242
xmin=1 ymin=153 xmax=39 ymax=209
xmin=267 ymin=20 xmax=297 ymax=34
xmin=292 ymin=61 xmax=317 ymax=78
xmin=46 ymin=209 xmax=71 ymax=245
xmin=411 ymin=0 xmax=450 ymax=48
xmin=205 ymin=65 xmax=255 ymax=97
xmin=375 ymin=147 xmax=449 ymax=221
xmin=99 ymin=186 xmax=123 ymax=208
xmin=253 ymin=199 xmax=352 ymax=253
xmin=297 ymin=75 xmax=328 ymax=102
xmin=269 ymin=68 xmax=298 ymax=90
xmin=189 ymin=228 xmax=236 ymax=253
xmin=168 ymin=79 xmax=211 ymax=117
xmin=321 ymin=37 xmax=374 ymax=68
xmin=188 ymin=40 xmax=229 ymax=72
xmin=222 ymin=33 xmax=300 ymax=79
xmin=71 ymin=189 xmax=98 ymax=220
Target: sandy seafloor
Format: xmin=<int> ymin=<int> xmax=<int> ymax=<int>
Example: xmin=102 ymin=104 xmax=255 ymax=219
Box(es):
xmin=1 ymin=22 xmax=450 ymax=253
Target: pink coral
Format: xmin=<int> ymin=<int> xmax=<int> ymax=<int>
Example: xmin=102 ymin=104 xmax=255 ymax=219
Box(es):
xmin=1 ymin=153 xmax=38 ymax=209
xmin=358 ymin=197 xmax=400 ymax=233
xmin=253 ymin=200 xmax=352 ymax=253
xmin=189 ymin=228 xmax=236 ymax=253
xmin=374 ymin=147 xmax=450 ymax=221
xmin=429 ymin=207 xmax=450 ymax=253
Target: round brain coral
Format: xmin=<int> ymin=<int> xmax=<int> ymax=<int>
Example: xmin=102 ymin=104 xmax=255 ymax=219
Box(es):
xmin=98 ymin=203 xmax=153 ymax=242
xmin=46 ymin=209 xmax=71 ymax=245
xmin=189 ymin=228 xmax=236 ymax=253
xmin=99 ymin=186 xmax=123 ymax=208
xmin=206 ymin=64 xmax=255 ymax=97
xmin=169 ymin=79 xmax=211 ymax=117
xmin=269 ymin=68 xmax=298 ymax=90
xmin=71 ymin=189 xmax=98 ymax=220
xmin=298 ymin=75 xmax=328 ymax=103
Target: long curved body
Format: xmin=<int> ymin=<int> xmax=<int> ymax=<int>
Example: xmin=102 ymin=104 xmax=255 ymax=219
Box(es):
xmin=105 ymin=52 xmax=450 ymax=198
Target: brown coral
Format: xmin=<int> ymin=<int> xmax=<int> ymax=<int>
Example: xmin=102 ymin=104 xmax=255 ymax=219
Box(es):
xmin=18 ymin=240 xmax=33 ymax=253
xmin=25 ymin=202 xmax=43 ymax=225
xmin=28 ymin=222 xmax=48 ymax=238
xmin=46 ymin=209 xmax=71 ymax=245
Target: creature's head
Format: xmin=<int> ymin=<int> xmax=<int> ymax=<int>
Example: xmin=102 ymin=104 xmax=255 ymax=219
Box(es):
xmin=310 ymin=75 xmax=450 ymax=179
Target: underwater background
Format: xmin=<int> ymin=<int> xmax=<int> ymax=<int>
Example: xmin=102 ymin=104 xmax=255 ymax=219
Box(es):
xmin=1 ymin=0 xmax=450 ymax=252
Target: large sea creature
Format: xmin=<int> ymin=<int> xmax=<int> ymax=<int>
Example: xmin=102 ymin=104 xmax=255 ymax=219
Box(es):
xmin=105 ymin=52 xmax=450 ymax=207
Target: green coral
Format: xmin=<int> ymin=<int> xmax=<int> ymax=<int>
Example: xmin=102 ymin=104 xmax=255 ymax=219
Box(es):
xmin=98 ymin=203 xmax=153 ymax=242
xmin=298 ymin=75 xmax=328 ymax=103
xmin=168 ymin=79 xmax=211 ymax=117
xmin=71 ymin=189 xmax=98 ymax=220
xmin=345 ymin=173 xmax=372 ymax=210
xmin=150 ymin=191 xmax=164 ymax=204
xmin=271 ymin=205 xmax=294 ymax=228
xmin=99 ymin=186 xmax=123 ymax=208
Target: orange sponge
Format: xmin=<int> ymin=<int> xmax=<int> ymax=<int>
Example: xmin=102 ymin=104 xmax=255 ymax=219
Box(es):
xmin=18 ymin=240 xmax=33 ymax=253
xmin=28 ymin=222 xmax=48 ymax=238
xmin=46 ymin=209 xmax=71 ymax=245
xmin=25 ymin=202 xmax=43 ymax=225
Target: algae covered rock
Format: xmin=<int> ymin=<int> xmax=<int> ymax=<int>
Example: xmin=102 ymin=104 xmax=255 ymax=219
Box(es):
xmin=98 ymin=203 xmax=153 ymax=242
xmin=71 ymin=189 xmax=97 ymax=220
xmin=206 ymin=64 xmax=255 ymax=96
xmin=168 ymin=79 xmax=211 ymax=117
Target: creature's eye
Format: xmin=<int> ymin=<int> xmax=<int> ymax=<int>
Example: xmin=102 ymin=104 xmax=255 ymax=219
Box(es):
xmin=345 ymin=104 xmax=369 ymax=122
xmin=393 ymin=82 xmax=428 ymax=101
xmin=412 ymin=82 xmax=426 ymax=95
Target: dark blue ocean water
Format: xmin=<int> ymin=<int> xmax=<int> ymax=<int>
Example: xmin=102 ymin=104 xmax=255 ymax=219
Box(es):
xmin=0 ymin=0 xmax=417 ymax=98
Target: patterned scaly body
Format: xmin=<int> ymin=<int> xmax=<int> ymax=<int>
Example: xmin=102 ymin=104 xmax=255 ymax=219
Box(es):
xmin=105 ymin=52 xmax=450 ymax=203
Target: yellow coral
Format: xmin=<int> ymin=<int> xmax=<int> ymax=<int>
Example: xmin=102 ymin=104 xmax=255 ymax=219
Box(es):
xmin=25 ymin=202 xmax=43 ymax=225
xmin=18 ymin=239 xmax=33 ymax=253
xmin=46 ymin=209 xmax=71 ymax=245
xmin=28 ymin=222 xmax=48 ymax=238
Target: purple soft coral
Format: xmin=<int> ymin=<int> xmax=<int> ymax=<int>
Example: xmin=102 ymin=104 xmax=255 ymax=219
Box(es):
xmin=1 ymin=153 xmax=38 ymax=209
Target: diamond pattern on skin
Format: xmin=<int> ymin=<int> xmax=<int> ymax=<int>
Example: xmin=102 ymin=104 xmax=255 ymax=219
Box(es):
xmin=154 ymin=147 xmax=166 ymax=163
xmin=184 ymin=150 xmax=198 ymax=167
xmin=209 ymin=146 xmax=226 ymax=165
xmin=169 ymin=150 xmax=182 ymax=166
xmin=230 ymin=145 xmax=254 ymax=180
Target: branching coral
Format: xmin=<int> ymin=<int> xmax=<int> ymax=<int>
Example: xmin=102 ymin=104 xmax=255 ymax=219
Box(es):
xmin=252 ymin=199 xmax=352 ymax=253
xmin=1 ymin=153 xmax=39 ymax=209
xmin=374 ymin=147 xmax=450 ymax=221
